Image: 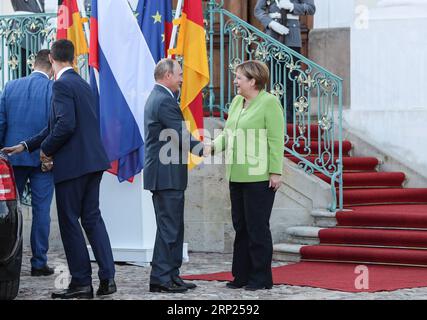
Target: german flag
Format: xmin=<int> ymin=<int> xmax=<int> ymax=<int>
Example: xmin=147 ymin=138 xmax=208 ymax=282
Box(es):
xmin=170 ymin=0 xmax=209 ymax=169
xmin=57 ymin=0 xmax=88 ymax=57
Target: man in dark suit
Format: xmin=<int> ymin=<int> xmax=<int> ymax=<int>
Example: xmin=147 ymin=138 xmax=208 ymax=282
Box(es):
xmin=3 ymin=40 xmax=116 ymax=299
xmin=144 ymin=58 xmax=205 ymax=293
xmin=0 ymin=49 xmax=54 ymax=277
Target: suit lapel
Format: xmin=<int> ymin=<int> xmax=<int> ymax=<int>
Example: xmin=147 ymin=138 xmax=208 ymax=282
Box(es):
xmin=61 ymin=69 xmax=77 ymax=78
xmin=154 ymin=84 xmax=179 ymax=106
xmin=155 ymin=84 xmax=172 ymax=97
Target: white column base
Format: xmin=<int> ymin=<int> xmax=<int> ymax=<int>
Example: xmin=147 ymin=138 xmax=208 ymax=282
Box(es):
xmin=87 ymin=243 xmax=189 ymax=265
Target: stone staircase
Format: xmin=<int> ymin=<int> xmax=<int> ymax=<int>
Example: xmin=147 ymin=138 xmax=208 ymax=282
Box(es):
xmin=274 ymin=124 xmax=427 ymax=267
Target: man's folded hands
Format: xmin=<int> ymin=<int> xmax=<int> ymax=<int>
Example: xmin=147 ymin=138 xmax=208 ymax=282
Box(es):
xmin=40 ymin=150 xmax=53 ymax=172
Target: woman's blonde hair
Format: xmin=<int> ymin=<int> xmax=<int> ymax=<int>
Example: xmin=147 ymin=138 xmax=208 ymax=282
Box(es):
xmin=235 ymin=60 xmax=270 ymax=91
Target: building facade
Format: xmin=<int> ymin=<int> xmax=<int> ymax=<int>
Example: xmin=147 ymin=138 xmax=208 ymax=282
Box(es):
xmin=1 ymin=0 xmax=425 ymax=256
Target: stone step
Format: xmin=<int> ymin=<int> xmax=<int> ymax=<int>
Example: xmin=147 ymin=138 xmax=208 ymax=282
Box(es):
xmin=286 ymin=226 xmax=323 ymax=245
xmin=311 ymin=209 xmax=337 ymax=228
xmin=272 ymin=243 xmax=303 ymax=262
xmin=273 ymin=238 xmax=427 ymax=265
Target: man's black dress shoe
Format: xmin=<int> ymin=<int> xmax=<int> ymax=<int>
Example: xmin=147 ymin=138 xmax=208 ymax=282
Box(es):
xmin=51 ymin=285 xmax=94 ymax=299
xmin=31 ymin=265 xmax=54 ymax=277
xmin=172 ymin=276 xmax=197 ymax=289
xmin=149 ymin=281 xmax=188 ymax=293
xmin=225 ymin=281 xmax=246 ymax=289
xmin=97 ymin=279 xmax=117 ymax=296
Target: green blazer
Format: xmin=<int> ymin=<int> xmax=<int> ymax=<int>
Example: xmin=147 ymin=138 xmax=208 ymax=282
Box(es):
xmin=213 ymin=90 xmax=285 ymax=182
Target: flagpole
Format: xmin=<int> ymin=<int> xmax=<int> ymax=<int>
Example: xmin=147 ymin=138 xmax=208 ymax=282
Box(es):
xmin=77 ymin=0 xmax=90 ymax=46
xmin=168 ymin=0 xmax=184 ymax=58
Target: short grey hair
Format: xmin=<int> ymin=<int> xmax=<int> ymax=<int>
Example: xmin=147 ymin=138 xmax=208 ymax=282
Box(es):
xmin=154 ymin=58 xmax=176 ymax=81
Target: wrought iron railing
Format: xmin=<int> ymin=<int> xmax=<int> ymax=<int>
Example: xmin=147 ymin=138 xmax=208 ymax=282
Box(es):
xmin=0 ymin=13 xmax=89 ymax=87
xmin=206 ymin=0 xmax=343 ymax=211
xmin=0 ymin=4 xmax=344 ymax=211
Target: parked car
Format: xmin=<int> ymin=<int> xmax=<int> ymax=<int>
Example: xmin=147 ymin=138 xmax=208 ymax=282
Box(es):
xmin=0 ymin=151 xmax=22 ymax=300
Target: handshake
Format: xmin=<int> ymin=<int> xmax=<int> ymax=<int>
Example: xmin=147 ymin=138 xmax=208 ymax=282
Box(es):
xmin=202 ymin=143 xmax=213 ymax=157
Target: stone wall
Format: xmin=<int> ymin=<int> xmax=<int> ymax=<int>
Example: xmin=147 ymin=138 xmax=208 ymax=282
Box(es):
xmin=308 ymin=27 xmax=351 ymax=108
xmin=347 ymin=1 xmax=427 ymax=178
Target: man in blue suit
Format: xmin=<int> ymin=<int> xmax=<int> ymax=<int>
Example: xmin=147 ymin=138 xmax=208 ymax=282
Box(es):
xmin=0 ymin=49 xmax=55 ymax=277
xmin=3 ymin=40 xmax=116 ymax=299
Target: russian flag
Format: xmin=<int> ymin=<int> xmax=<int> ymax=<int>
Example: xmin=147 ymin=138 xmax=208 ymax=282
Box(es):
xmin=89 ymin=0 xmax=164 ymax=182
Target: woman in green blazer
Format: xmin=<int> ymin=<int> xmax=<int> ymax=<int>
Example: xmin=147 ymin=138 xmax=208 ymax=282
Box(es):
xmin=211 ymin=61 xmax=285 ymax=290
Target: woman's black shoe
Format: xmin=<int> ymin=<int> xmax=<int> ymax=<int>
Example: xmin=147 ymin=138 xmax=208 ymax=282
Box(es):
xmin=225 ymin=281 xmax=246 ymax=289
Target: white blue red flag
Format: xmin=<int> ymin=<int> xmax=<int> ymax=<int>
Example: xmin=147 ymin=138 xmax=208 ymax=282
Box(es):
xmin=89 ymin=0 xmax=171 ymax=182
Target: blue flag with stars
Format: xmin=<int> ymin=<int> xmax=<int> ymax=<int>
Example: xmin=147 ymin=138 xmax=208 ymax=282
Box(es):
xmin=136 ymin=0 xmax=173 ymax=63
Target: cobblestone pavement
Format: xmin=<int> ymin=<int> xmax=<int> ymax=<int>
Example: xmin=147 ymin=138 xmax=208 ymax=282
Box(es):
xmin=15 ymin=249 xmax=427 ymax=300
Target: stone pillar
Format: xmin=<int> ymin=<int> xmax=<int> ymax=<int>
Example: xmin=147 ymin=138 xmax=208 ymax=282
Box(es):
xmin=346 ymin=0 xmax=427 ymax=177
xmin=313 ymin=0 xmax=355 ymax=29
xmin=45 ymin=0 xmax=59 ymax=13
xmin=0 ymin=1 xmax=14 ymax=15
xmin=309 ymin=0 xmax=354 ymax=108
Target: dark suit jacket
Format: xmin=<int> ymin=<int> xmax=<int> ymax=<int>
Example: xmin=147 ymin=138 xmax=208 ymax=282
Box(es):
xmin=26 ymin=69 xmax=110 ymax=184
xmin=0 ymin=72 xmax=52 ymax=167
xmin=11 ymin=0 xmax=45 ymax=13
xmin=143 ymin=85 xmax=203 ymax=191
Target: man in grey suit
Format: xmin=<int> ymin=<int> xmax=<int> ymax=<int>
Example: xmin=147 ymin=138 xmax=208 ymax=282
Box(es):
xmin=144 ymin=59 xmax=204 ymax=293
xmin=255 ymin=0 xmax=316 ymax=123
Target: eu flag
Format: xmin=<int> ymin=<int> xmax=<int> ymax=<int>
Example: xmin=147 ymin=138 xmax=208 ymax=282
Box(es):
xmin=136 ymin=0 xmax=173 ymax=62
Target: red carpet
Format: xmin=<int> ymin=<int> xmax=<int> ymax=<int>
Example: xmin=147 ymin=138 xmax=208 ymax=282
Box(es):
xmin=283 ymin=124 xmax=427 ymax=271
xmin=316 ymin=172 xmax=406 ymax=188
xmin=301 ymin=245 xmax=427 ymax=266
xmin=283 ymin=125 xmax=427 ymax=271
xmin=182 ymin=262 xmax=427 ymax=292
xmin=319 ymin=228 xmax=427 ymax=248
xmin=337 ymin=205 xmax=427 ymax=229
xmin=343 ymin=188 xmax=427 ymax=206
